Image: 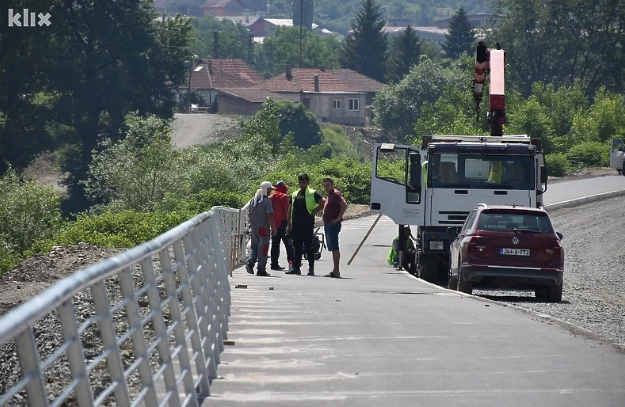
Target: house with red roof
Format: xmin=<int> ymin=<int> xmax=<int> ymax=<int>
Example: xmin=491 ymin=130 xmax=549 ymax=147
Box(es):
xmin=184 ymin=58 xmax=264 ymax=110
xmin=252 ymin=65 xmax=385 ymax=126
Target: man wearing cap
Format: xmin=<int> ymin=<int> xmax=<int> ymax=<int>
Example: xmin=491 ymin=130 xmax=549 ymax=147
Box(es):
xmin=269 ymin=181 xmax=294 ymax=271
xmin=246 ymin=181 xmax=276 ymax=277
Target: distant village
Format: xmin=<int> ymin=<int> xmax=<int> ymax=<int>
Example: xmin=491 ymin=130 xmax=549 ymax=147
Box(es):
xmin=153 ymin=0 xmax=494 ymax=45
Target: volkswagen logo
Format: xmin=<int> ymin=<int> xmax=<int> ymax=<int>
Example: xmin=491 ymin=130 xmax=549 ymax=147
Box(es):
xmin=512 ymin=237 xmax=519 ymax=245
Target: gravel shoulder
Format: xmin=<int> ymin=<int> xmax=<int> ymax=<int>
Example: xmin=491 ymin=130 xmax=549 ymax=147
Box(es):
xmin=473 ymin=196 xmax=625 ymax=349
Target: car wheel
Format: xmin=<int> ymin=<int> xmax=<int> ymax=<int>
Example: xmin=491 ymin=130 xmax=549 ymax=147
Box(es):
xmin=457 ymin=268 xmax=473 ymax=294
xmin=547 ymin=283 xmax=563 ymax=303
xmin=448 ymin=268 xmax=458 ymax=290
xmin=535 ymin=288 xmax=548 ymax=299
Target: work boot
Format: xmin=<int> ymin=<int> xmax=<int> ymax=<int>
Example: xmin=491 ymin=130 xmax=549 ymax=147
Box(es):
xmin=285 ymin=268 xmax=301 ymax=275
xmin=271 ymin=264 xmax=285 ymax=271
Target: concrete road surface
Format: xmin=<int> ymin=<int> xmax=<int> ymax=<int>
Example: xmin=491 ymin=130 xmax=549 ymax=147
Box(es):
xmin=207 ymin=178 xmax=625 ymax=406
xmin=545 ymin=175 xmax=625 ymax=203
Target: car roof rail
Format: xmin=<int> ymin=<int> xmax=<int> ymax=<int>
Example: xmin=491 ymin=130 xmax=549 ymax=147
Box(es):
xmin=477 ymin=203 xmax=488 ymax=209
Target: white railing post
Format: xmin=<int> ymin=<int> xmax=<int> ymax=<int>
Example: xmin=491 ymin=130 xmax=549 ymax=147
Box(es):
xmin=90 ymin=281 xmax=132 ymax=407
xmin=140 ymin=256 xmax=181 ymax=407
xmin=183 ymin=230 xmax=218 ymax=384
xmin=209 ymin=214 xmax=230 ymax=339
xmin=172 ymin=239 xmax=211 ymax=397
xmin=15 ymin=327 xmax=49 ymax=407
xmin=157 ymin=247 xmax=200 ymax=407
xmin=194 ymin=221 xmax=222 ymax=365
xmin=117 ymin=267 xmax=159 ymax=406
xmin=57 ymin=299 xmax=95 ymax=406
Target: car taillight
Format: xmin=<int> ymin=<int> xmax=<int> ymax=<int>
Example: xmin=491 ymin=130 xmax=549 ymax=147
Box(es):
xmin=535 ymin=239 xmax=562 ymax=262
xmin=467 ymin=236 xmax=491 ymax=258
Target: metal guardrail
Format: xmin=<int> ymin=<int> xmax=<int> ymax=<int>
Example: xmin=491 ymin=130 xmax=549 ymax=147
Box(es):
xmin=0 ymin=204 xmax=251 ymax=407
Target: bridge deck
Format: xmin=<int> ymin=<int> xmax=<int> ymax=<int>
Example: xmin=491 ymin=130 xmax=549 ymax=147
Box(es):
xmin=208 ymin=210 xmax=625 ymax=406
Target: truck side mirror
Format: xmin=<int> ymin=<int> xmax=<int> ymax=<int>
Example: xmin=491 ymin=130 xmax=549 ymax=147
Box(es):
xmin=540 ymin=165 xmax=547 ymax=183
xmin=408 ymin=152 xmax=421 ymax=189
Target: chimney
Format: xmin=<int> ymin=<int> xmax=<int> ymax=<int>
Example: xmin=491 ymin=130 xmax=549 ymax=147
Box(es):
xmin=314 ymin=74 xmax=319 ymax=92
xmin=208 ymin=61 xmax=213 ymax=74
xmin=286 ymin=64 xmax=292 ymax=79
xmin=319 ymin=65 xmax=325 ymax=72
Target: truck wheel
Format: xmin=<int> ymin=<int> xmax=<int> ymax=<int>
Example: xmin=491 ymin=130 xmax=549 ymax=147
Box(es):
xmin=418 ymin=254 xmax=438 ymax=283
xmin=457 ymin=268 xmax=473 ymax=294
xmin=547 ymin=283 xmax=563 ymax=303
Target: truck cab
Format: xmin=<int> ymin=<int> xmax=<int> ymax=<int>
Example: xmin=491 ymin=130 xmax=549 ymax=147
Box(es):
xmin=370 ymin=135 xmax=547 ymax=283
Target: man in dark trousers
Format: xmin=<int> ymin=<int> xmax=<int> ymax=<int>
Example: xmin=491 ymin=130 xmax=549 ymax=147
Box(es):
xmin=269 ymin=181 xmax=294 ymax=271
xmin=286 ymin=173 xmax=325 ymax=276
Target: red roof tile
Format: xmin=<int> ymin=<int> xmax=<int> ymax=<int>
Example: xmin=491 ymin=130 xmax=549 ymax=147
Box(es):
xmin=216 ymin=88 xmax=293 ymax=103
xmin=188 ymin=59 xmax=264 ymax=90
xmin=254 ymin=68 xmax=385 ymax=93
xmin=331 ymin=69 xmax=385 ymax=93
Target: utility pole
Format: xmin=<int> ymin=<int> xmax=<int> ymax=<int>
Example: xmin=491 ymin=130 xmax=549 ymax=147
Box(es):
xmin=299 ymin=0 xmax=303 ymax=68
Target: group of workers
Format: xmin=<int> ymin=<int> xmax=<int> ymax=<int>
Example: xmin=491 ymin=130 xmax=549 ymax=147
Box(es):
xmin=245 ymin=174 xmax=348 ymax=278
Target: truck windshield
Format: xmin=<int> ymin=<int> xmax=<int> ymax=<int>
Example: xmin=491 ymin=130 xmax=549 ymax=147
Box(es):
xmin=428 ymin=153 xmax=535 ymax=190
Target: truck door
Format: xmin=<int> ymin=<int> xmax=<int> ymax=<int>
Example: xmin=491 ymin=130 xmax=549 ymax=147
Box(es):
xmin=370 ymin=144 xmax=425 ymax=225
xmin=609 ymin=138 xmax=625 ymax=171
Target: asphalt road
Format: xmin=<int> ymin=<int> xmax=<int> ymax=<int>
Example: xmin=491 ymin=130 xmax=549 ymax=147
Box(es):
xmin=207 ymin=177 xmax=625 ymax=406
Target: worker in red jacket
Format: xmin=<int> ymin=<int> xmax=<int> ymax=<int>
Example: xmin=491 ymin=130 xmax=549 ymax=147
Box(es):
xmin=269 ymin=181 xmax=294 ymax=270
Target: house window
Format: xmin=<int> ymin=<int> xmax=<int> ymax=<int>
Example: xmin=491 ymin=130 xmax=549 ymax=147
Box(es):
xmin=349 ymin=98 xmax=359 ymax=111
xmin=333 ymin=99 xmax=341 ymax=109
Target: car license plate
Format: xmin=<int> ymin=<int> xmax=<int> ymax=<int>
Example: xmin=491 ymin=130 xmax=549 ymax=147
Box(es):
xmin=430 ymin=241 xmax=444 ymax=250
xmin=500 ymin=248 xmax=530 ymax=256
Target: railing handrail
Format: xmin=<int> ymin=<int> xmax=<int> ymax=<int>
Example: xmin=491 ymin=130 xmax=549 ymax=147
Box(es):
xmin=0 ymin=206 xmax=236 ymax=347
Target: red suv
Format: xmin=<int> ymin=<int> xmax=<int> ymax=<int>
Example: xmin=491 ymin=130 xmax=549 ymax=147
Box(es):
xmin=448 ymin=203 xmax=564 ymax=302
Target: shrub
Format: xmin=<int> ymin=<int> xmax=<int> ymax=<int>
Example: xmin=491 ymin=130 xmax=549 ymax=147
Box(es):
xmin=322 ymin=125 xmax=359 ymax=159
xmin=0 ymin=168 xmax=62 ymax=255
xmin=31 ymin=210 xmax=196 ymax=254
xmin=565 ymin=141 xmax=609 ymax=169
xmin=545 ymin=153 xmax=571 ymax=177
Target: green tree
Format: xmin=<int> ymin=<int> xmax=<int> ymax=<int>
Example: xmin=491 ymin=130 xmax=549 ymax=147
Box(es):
xmin=255 ymin=27 xmax=341 ymax=76
xmin=341 ymin=0 xmax=388 ymax=83
xmin=0 ymin=0 xmax=56 ymax=174
xmin=45 ymin=5 xmax=192 ymax=212
xmin=492 ymin=0 xmax=625 ymax=97
xmin=372 ymin=58 xmax=465 ymax=141
xmin=506 ymin=97 xmax=556 ymax=153
xmin=84 ymin=113 xmax=181 ymax=212
xmin=293 ymin=0 xmax=314 ymax=30
xmin=442 ymin=7 xmax=476 ymax=60
xmin=189 ymin=15 xmax=250 ymax=60
xmin=386 ymin=25 xmax=422 ymax=83
xmin=413 ymin=83 xmax=483 ymax=140
xmin=242 ymin=98 xmax=322 ymax=150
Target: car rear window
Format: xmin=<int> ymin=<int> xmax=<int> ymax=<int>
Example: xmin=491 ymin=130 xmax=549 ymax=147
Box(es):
xmin=476 ymin=212 xmax=555 ymax=233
